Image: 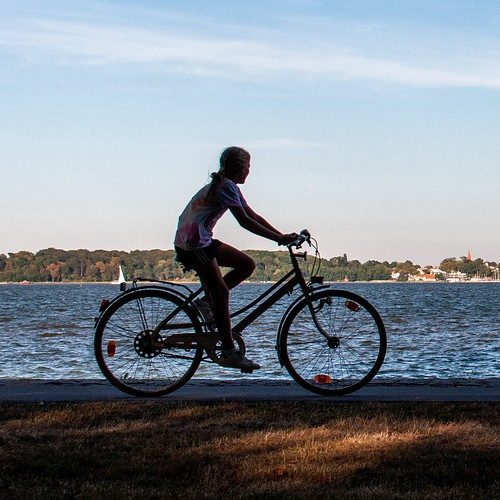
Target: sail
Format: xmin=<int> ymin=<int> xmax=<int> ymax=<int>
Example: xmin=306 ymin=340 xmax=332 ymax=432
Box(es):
xmin=118 ymin=265 xmax=126 ymax=283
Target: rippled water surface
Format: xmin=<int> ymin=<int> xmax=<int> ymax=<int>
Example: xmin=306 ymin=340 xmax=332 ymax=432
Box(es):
xmin=1 ymin=282 xmax=499 ymax=381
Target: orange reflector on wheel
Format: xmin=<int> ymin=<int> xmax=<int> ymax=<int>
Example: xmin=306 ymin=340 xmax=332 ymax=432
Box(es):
xmin=314 ymin=374 xmax=331 ymax=384
xmin=345 ymin=300 xmax=360 ymax=312
xmin=107 ymin=340 xmax=116 ymax=357
xmin=99 ymin=299 xmax=110 ymax=312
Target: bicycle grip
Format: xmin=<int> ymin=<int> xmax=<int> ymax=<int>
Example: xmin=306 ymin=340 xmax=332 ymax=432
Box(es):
xmin=289 ymin=229 xmax=311 ymax=248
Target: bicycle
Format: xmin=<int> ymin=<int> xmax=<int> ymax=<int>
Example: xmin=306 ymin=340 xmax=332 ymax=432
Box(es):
xmin=94 ymin=231 xmax=387 ymax=397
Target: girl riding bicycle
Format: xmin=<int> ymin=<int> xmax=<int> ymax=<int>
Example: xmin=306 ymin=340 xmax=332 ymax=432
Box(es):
xmin=174 ymin=146 xmax=297 ymax=372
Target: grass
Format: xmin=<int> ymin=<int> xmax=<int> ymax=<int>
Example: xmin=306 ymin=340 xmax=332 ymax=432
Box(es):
xmin=1 ymin=401 xmax=499 ymax=499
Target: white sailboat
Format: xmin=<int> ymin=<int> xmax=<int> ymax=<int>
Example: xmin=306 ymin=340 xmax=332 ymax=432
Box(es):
xmin=112 ymin=265 xmax=126 ymax=285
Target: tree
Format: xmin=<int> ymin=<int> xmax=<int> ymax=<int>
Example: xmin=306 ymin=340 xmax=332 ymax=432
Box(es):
xmin=0 ymin=254 xmax=6 ymax=272
xmin=46 ymin=263 xmax=60 ymax=282
xmin=440 ymin=258 xmax=464 ymax=273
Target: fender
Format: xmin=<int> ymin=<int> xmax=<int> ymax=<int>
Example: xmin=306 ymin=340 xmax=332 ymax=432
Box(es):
xmin=275 ymin=284 xmax=332 ymax=366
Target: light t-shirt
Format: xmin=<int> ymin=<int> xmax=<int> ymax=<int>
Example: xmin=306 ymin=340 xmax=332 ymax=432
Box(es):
xmin=174 ymin=178 xmax=248 ymax=250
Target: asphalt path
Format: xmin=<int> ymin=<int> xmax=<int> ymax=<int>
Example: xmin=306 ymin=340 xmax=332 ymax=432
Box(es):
xmin=1 ymin=378 xmax=499 ymax=403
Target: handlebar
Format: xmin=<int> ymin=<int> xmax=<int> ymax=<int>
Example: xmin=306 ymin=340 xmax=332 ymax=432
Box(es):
xmin=288 ymin=229 xmax=311 ymax=249
xmin=286 ymin=229 xmax=321 ymax=279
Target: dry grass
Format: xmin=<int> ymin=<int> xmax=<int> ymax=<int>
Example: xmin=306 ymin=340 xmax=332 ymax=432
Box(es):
xmin=0 ymin=401 xmax=499 ymax=499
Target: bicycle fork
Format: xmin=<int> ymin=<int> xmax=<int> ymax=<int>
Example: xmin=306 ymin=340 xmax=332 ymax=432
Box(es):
xmin=305 ymin=293 xmax=336 ymax=342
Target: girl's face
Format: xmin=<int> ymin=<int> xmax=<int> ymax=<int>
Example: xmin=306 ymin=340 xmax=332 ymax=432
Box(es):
xmin=232 ymin=159 xmax=250 ymax=184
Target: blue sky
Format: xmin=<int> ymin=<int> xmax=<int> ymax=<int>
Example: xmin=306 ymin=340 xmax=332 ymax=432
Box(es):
xmin=1 ymin=0 xmax=500 ymax=265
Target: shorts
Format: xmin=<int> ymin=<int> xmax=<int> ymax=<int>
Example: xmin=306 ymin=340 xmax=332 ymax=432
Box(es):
xmin=175 ymin=239 xmax=222 ymax=271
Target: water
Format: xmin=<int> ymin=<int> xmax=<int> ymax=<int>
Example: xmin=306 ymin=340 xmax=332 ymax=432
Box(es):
xmin=1 ymin=282 xmax=499 ymax=382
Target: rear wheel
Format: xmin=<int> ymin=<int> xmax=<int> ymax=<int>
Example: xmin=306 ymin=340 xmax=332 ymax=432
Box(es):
xmin=280 ymin=289 xmax=386 ymax=395
xmin=94 ymin=288 xmax=203 ymax=397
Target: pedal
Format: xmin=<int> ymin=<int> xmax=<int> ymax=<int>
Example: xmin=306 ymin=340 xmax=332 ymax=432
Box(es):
xmin=241 ymin=367 xmax=253 ymax=374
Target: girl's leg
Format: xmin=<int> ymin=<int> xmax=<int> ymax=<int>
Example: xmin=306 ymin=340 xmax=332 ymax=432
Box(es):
xmin=193 ymin=259 xmax=234 ymax=350
xmin=214 ymin=243 xmax=256 ymax=290
xmin=193 ymin=245 xmax=260 ymax=371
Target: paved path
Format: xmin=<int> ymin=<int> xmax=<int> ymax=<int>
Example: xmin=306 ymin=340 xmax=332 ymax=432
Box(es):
xmin=1 ymin=378 xmax=499 ymax=403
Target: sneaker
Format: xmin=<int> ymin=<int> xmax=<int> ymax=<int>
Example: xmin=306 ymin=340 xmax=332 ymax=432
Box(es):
xmin=219 ymin=348 xmax=261 ymax=373
xmin=194 ymin=298 xmax=214 ymax=323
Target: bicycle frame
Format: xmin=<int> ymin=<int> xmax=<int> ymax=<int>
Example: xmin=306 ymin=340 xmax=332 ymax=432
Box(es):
xmin=229 ymin=246 xmax=333 ymax=341
xmin=230 ymin=249 xmax=309 ymax=334
xmin=146 ymin=242 xmax=331 ymax=353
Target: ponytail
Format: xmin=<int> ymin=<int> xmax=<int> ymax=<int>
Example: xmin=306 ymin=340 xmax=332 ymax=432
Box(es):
xmin=210 ymin=171 xmax=224 ymax=183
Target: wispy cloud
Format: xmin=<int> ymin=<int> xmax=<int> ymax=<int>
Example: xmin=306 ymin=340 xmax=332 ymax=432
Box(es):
xmin=246 ymin=138 xmax=328 ymax=149
xmin=2 ymin=15 xmax=500 ymax=89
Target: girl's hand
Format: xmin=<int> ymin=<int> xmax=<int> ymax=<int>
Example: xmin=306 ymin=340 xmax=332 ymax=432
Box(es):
xmin=277 ymin=233 xmax=299 ymax=246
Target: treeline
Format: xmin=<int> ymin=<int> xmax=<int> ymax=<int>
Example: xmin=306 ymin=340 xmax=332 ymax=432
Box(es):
xmin=0 ymin=248 xmax=497 ymax=283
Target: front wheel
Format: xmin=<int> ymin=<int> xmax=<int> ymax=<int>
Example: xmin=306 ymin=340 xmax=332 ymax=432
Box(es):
xmin=279 ymin=289 xmax=386 ymax=396
xmin=94 ymin=288 xmax=203 ymax=397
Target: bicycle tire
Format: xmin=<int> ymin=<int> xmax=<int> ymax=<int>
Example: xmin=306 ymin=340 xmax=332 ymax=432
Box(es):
xmin=279 ymin=289 xmax=386 ymax=396
xmin=94 ymin=288 xmax=203 ymax=397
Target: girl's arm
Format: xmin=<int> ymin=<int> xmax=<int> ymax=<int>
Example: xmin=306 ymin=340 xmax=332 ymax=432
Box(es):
xmin=229 ymin=205 xmax=295 ymax=245
xmin=242 ymin=205 xmax=281 ymax=234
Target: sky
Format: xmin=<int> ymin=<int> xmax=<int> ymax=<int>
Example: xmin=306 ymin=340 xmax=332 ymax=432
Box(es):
xmin=1 ymin=0 xmax=500 ymax=266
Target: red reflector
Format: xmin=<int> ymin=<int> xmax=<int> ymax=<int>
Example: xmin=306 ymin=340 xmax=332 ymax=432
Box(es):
xmin=100 ymin=299 xmax=110 ymax=312
xmin=107 ymin=340 xmax=116 ymax=357
xmin=314 ymin=374 xmax=331 ymax=384
xmin=345 ymin=300 xmax=360 ymax=312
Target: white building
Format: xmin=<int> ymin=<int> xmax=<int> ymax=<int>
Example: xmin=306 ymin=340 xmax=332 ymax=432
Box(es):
xmin=445 ymin=271 xmax=467 ymax=282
